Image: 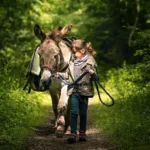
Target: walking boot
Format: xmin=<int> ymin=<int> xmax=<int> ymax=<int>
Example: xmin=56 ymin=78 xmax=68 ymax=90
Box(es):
xmin=79 ymin=132 xmax=86 ymax=141
xmin=67 ymin=133 xmax=76 ymax=144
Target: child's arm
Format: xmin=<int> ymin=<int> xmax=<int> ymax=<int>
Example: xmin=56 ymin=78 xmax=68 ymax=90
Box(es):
xmin=55 ymin=69 xmax=69 ymax=79
xmin=86 ymin=63 xmax=97 ymax=75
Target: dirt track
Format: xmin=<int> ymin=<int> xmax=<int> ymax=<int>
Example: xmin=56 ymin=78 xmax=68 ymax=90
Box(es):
xmin=24 ymin=101 xmax=117 ymax=150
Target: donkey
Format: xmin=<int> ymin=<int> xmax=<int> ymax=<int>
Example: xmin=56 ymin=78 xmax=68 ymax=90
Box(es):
xmin=31 ymin=24 xmax=73 ymax=137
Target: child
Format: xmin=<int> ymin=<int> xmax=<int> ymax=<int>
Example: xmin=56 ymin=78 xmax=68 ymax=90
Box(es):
xmin=57 ymin=39 xmax=97 ymax=143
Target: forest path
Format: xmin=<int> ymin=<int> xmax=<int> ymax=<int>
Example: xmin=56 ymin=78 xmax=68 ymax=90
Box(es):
xmin=24 ymin=100 xmax=116 ymax=150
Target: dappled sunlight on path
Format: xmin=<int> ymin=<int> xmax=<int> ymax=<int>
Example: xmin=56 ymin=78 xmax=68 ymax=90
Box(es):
xmin=24 ymin=95 xmax=115 ymax=150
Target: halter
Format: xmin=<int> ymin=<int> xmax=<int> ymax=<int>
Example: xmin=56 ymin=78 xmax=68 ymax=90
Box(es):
xmin=41 ymin=65 xmax=54 ymax=72
xmin=40 ymin=40 xmax=71 ymax=74
xmin=23 ymin=38 xmax=73 ymax=93
xmin=45 ymin=72 xmax=115 ymax=106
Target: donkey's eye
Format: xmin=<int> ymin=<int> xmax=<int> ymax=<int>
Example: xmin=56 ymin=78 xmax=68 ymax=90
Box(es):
xmin=54 ymin=55 xmax=58 ymax=59
xmin=48 ymin=34 xmax=52 ymax=38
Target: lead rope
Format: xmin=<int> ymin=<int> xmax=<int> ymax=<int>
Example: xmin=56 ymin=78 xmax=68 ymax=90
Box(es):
xmin=47 ymin=72 xmax=115 ymax=106
xmin=93 ymin=67 xmax=114 ymax=106
xmin=91 ymin=74 xmax=114 ymax=106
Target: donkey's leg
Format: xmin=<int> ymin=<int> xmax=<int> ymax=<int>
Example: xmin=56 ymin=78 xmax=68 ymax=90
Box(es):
xmin=49 ymin=90 xmax=60 ymax=122
xmin=64 ymin=99 xmax=71 ymax=135
xmin=55 ymin=84 xmax=69 ymax=138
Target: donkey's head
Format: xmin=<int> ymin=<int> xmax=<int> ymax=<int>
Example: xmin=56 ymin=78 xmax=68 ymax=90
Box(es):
xmin=34 ymin=24 xmax=72 ymax=43
xmin=34 ymin=24 xmax=72 ymax=90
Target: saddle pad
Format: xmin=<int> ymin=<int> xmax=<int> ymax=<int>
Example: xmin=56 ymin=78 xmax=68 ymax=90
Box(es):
xmin=28 ymin=47 xmax=41 ymax=76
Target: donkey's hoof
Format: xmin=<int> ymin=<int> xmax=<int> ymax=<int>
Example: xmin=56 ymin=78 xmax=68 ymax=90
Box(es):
xmin=55 ymin=130 xmax=64 ymax=138
xmin=55 ymin=125 xmax=64 ymax=138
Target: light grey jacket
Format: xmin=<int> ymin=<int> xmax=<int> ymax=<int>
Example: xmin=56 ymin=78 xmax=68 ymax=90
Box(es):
xmin=58 ymin=55 xmax=97 ymax=97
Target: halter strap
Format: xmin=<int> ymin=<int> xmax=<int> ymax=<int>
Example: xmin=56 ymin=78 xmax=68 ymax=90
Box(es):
xmin=41 ymin=65 xmax=53 ymax=72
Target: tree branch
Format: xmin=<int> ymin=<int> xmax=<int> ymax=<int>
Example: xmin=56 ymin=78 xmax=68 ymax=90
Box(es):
xmin=128 ymin=0 xmax=140 ymax=47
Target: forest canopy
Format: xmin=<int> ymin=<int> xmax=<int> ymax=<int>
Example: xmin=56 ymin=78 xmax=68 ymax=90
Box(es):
xmin=1 ymin=0 xmax=150 ymax=72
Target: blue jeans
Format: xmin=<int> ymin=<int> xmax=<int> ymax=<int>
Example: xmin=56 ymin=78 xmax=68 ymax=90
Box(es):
xmin=70 ymin=92 xmax=88 ymax=134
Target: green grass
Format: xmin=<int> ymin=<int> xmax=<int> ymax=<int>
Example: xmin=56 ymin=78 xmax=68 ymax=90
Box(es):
xmin=91 ymin=64 xmax=150 ymax=149
xmin=92 ymin=95 xmax=150 ymax=148
xmin=0 ymin=88 xmax=51 ymax=150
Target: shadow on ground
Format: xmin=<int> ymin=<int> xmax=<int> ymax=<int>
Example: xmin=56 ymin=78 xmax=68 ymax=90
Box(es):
xmin=24 ymin=101 xmax=117 ymax=150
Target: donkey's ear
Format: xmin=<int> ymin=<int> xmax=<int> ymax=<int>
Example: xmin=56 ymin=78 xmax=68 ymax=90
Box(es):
xmin=60 ymin=24 xmax=72 ymax=36
xmin=34 ymin=24 xmax=46 ymax=41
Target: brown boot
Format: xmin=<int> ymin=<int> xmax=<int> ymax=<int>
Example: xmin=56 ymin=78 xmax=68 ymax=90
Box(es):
xmin=67 ymin=133 xmax=76 ymax=144
xmin=79 ymin=132 xmax=86 ymax=141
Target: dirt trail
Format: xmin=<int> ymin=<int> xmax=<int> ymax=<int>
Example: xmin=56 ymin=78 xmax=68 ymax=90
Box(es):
xmin=24 ymin=101 xmax=116 ymax=150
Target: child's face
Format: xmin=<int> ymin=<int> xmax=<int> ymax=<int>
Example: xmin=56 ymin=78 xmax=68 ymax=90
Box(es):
xmin=72 ymin=46 xmax=85 ymax=59
xmin=74 ymin=51 xmax=84 ymax=58
xmin=72 ymin=40 xmax=87 ymax=58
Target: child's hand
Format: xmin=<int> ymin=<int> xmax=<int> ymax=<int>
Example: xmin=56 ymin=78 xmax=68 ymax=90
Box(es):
xmin=88 ymin=69 xmax=95 ymax=75
xmin=54 ymin=73 xmax=59 ymax=79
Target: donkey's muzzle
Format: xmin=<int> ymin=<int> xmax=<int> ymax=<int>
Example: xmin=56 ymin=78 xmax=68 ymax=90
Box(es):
xmin=40 ymin=78 xmax=52 ymax=91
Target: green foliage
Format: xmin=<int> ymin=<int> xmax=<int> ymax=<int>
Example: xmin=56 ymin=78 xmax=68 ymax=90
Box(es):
xmin=0 ymin=0 xmax=150 ymax=75
xmin=132 ymin=29 xmax=150 ymax=84
xmin=0 ymin=68 xmax=51 ymax=150
xmin=93 ymin=64 xmax=150 ymax=148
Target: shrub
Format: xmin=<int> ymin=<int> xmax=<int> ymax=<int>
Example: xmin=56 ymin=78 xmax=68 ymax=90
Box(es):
xmin=93 ymin=63 xmax=150 ymax=148
xmin=0 ymin=76 xmax=51 ymax=150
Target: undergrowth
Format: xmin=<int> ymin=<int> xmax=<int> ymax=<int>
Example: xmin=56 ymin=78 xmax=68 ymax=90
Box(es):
xmin=0 ymin=78 xmax=51 ymax=150
xmin=92 ymin=63 xmax=150 ymax=149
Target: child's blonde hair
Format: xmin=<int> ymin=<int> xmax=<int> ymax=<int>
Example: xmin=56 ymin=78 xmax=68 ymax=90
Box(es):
xmin=72 ymin=40 xmax=96 ymax=56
